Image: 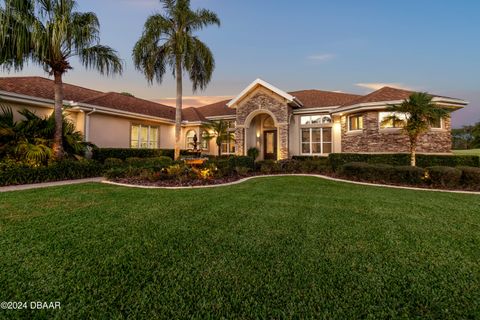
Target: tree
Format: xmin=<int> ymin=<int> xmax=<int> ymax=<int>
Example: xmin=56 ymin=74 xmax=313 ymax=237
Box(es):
xmin=201 ymin=120 xmax=234 ymax=156
xmin=133 ymin=0 xmax=220 ymax=160
xmin=0 ymin=105 xmax=90 ymax=166
xmin=383 ymin=92 xmax=448 ymax=166
xmin=452 ymin=123 xmax=480 ymax=150
xmin=0 ymin=0 xmax=123 ymax=159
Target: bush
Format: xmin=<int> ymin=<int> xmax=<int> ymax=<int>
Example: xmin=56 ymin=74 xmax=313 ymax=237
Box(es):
xmin=389 ymin=166 xmax=425 ymax=185
xmin=234 ymin=166 xmax=251 ymax=176
xmin=426 ymin=166 xmax=462 ymax=188
xmin=278 ymin=159 xmax=302 ymax=173
xmin=124 ymin=156 xmax=173 ymax=169
xmin=205 ymin=156 xmax=254 ymax=177
xmin=92 ymin=148 xmax=174 ymax=162
xmin=247 ymin=147 xmax=260 ymax=161
xmin=258 ymin=160 xmax=281 ymax=174
xmin=104 ymin=158 xmax=124 ymax=168
xmin=0 ymin=160 xmax=104 ymax=186
xmin=458 ymin=166 xmax=480 ymax=190
xmin=339 ymin=162 xmax=424 ymax=185
xmin=329 ymin=153 xmax=479 ymax=171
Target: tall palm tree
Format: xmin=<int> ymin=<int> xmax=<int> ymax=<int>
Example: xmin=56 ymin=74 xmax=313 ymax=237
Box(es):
xmin=133 ymin=0 xmax=220 ymax=160
xmin=201 ymin=120 xmax=234 ymax=156
xmin=0 ymin=0 xmax=123 ymax=159
xmin=384 ymin=92 xmax=448 ymax=166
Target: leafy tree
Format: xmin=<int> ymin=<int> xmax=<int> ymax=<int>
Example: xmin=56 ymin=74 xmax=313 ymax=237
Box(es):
xmin=384 ymin=92 xmax=448 ymax=166
xmin=452 ymin=123 xmax=480 ymax=150
xmin=201 ymin=120 xmax=234 ymax=156
xmin=133 ymin=0 xmax=220 ymax=160
xmin=0 ymin=0 xmax=123 ymax=159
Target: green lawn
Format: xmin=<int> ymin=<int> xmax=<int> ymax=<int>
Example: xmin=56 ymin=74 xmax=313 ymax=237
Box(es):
xmin=453 ymin=148 xmax=480 ymax=156
xmin=0 ymin=177 xmax=479 ymax=319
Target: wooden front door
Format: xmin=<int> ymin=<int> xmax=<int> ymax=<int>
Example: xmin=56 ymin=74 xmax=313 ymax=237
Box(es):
xmin=264 ymin=130 xmax=277 ymax=160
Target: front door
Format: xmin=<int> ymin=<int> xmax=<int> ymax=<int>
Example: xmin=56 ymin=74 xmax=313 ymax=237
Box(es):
xmin=264 ymin=130 xmax=277 ymax=160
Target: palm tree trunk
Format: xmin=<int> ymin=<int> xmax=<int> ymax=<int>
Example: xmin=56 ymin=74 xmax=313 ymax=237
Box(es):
xmin=53 ymin=71 xmax=64 ymax=160
xmin=174 ymin=56 xmax=182 ymax=160
xmin=410 ymin=142 xmax=417 ymax=167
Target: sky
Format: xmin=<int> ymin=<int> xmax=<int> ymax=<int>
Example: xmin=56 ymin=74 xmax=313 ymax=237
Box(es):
xmin=1 ymin=0 xmax=479 ymax=127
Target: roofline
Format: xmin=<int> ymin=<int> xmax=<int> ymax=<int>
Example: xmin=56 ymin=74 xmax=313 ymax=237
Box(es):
xmin=335 ymin=97 xmax=468 ymax=114
xmin=292 ymin=106 xmax=339 ymax=114
xmin=226 ymin=78 xmax=303 ymax=108
xmin=205 ymin=115 xmax=236 ymax=121
xmin=0 ymin=90 xmax=176 ymax=124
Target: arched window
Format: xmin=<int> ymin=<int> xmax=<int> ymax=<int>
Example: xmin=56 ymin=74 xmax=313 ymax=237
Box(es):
xmin=201 ymin=130 xmax=209 ymax=150
xmin=185 ymin=130 xmax=196 ymax=149
xmin=263 ymin=116 xmax=275 ymax=128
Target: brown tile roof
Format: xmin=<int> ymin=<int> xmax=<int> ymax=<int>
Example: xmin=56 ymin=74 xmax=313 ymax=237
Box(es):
xmin=342 ymin=86 xmax=414 ymax=107
xmin=82 ymin=92 xmax=176 ymax=120
xmin=0 ymin=76 xmax=104 ymax=102
xmin=196 ymin=99 xmax=236 ymax=118
xmin=289 ymin=90 xmax=362 ymax=108
xmin=182 ymin=107 xmax=206 ymax=122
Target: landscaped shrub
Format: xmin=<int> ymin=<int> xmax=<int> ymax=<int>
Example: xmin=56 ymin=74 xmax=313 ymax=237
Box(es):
xmin=92 ymin=148 xmax=174 ymax=162
xmin=339 ymin=162 xmax=424 ymax=185
xmin=458 ymin=166 xmax=480 ymax=190
xmin=426 ymin=166 xmax=463 ymax=188
xmin=388 ymin=166 xmax=425 ymax=184
xmin=0 ymin=160 xmax=104 ymax=186
xmin=234 ymin=166 xmax=251 ymax=176
xmin=278 ymin=159 xmax=302 ymax=173
xmin=258 ymin=160 xmax=281 ymax=174
xmin=124 ymin=156 xmax=173 ymax=169
xmin=104 ymin=158 xmax=124 ymax=168
xmin=329 ymin=153 xmax=479 ymax=171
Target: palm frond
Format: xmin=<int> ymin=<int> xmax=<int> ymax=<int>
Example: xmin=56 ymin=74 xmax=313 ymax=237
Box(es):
xmin=79 ymin=45 xmax=123 ymax=76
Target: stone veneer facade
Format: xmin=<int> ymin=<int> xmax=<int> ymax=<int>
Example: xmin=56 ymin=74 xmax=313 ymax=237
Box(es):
xmin=341 ymin=111 xmax=452 ymax=153
xmin=234 ymin=91 xmax=291 ymax=159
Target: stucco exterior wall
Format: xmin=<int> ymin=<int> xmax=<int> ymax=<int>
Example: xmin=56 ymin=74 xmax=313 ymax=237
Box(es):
xmin=341 ymin=111 xmax=452 ymax=153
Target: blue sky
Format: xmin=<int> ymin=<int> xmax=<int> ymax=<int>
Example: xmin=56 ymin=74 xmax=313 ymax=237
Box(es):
xmin=3 ymin=0 xmax=479 ymax=127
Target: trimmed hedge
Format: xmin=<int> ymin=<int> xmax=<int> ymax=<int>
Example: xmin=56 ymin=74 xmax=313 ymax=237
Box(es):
xmin=339 ymin=162 xmax=480 ymax=190
xmin=426 ymin=166 xmax=462 ymax=188
xmin=92 ymin=148 xmax=174 ymax=162
xmin=329 ymin=153 xmax=480 ymax=171
xmin=0 ymin=160 xmax=104 ymax=186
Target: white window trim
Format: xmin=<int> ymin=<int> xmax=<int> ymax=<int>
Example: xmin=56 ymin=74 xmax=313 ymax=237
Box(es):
xmin=131 ymin=124 xmax=159 ymax=149
xmin=299 ymin=115 xmax=332 ymax=127
xmin=185 ymin=130 xmax=197 ymax=149
xmin=300 ymin=127 xmax=332 ymax=155
xmin=430 ymin=118 xmax=445 ymax=130
xmin=221 ymin=139 xmax=236 ymax=155
xmin=348 ymin=114 xmax=364 ymax=132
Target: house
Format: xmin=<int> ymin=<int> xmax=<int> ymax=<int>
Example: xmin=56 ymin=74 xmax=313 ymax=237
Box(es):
xmin=0 ymin=77 xmax=468 ymax=160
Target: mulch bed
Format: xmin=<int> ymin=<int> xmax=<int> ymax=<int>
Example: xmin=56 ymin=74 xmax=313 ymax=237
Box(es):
xmin=109 ymin=172 xmax=480 ymax=192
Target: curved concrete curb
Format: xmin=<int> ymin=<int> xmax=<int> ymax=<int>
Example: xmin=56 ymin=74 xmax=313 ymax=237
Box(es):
xmin=101 ymin=174 xmax=480 ymax=195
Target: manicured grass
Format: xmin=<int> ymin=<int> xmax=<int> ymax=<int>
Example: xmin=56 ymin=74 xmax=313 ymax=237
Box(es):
xmin=453 ymin=148 xmax=480 ymax=156
xmin=0 ymin=177 xmax=479 ymax=319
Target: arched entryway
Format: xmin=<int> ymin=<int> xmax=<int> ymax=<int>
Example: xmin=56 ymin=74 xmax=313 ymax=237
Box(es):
xmin=244 ymin=111 xmax=279 ymax=160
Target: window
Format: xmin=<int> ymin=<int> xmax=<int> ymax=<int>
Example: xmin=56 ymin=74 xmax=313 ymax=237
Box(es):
xmin=131 ymin=125 xmax=158 ymax=149
xmin=300 ymin=115 xmax=331 ymax=125
xmin=185 ymin=130 xmax=196 ymax=149
xmin=226 ymin=120 xmax=236 ymax=129
xmin=379 ymin=112 xmax=407 ymax=129
xmin=430 ymin=118 xmax=443 ymax=129
xmin=301 ymin=128 xmax=332 ymax=155
xmin=221 ymin=139 xmax=235 ymax=155
xmin=348 ymin=114 xmax=363 ymax=131
xmin=201 ymin=130 xmax=209 ymax=150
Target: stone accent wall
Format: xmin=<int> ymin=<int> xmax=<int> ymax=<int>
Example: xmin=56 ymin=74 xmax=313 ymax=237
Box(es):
xmin=234 ymin=127 xmax=244 ymax=156
xmin=341 ymin=111 xmax=452 ymax=153
xmin=278 ymin=124 xmax=289 ymax=159
xmin=235 ymin=91 xmax=290 ymax=159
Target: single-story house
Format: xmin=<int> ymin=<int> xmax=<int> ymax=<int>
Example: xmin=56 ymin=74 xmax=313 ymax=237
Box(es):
xmin=0 ymin=77 xmax=468 ymax=160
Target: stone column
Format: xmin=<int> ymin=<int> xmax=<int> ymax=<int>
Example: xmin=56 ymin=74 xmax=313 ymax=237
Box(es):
xmin=278 ymin=124 xmax=289 ymax=160
xmin=235 ymin=127 xmax=244 ymax=156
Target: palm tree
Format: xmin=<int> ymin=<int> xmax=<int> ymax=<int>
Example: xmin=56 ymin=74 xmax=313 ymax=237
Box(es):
xmin=133 ymin=0 xmax=220 ymax=160
xmin=384 ymin=92 xmax=448 ymax=166
xmin=0 ymin=0 xmax=123 ymax=159
xmin=201 ymin=120 xmax=234 ymax=156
